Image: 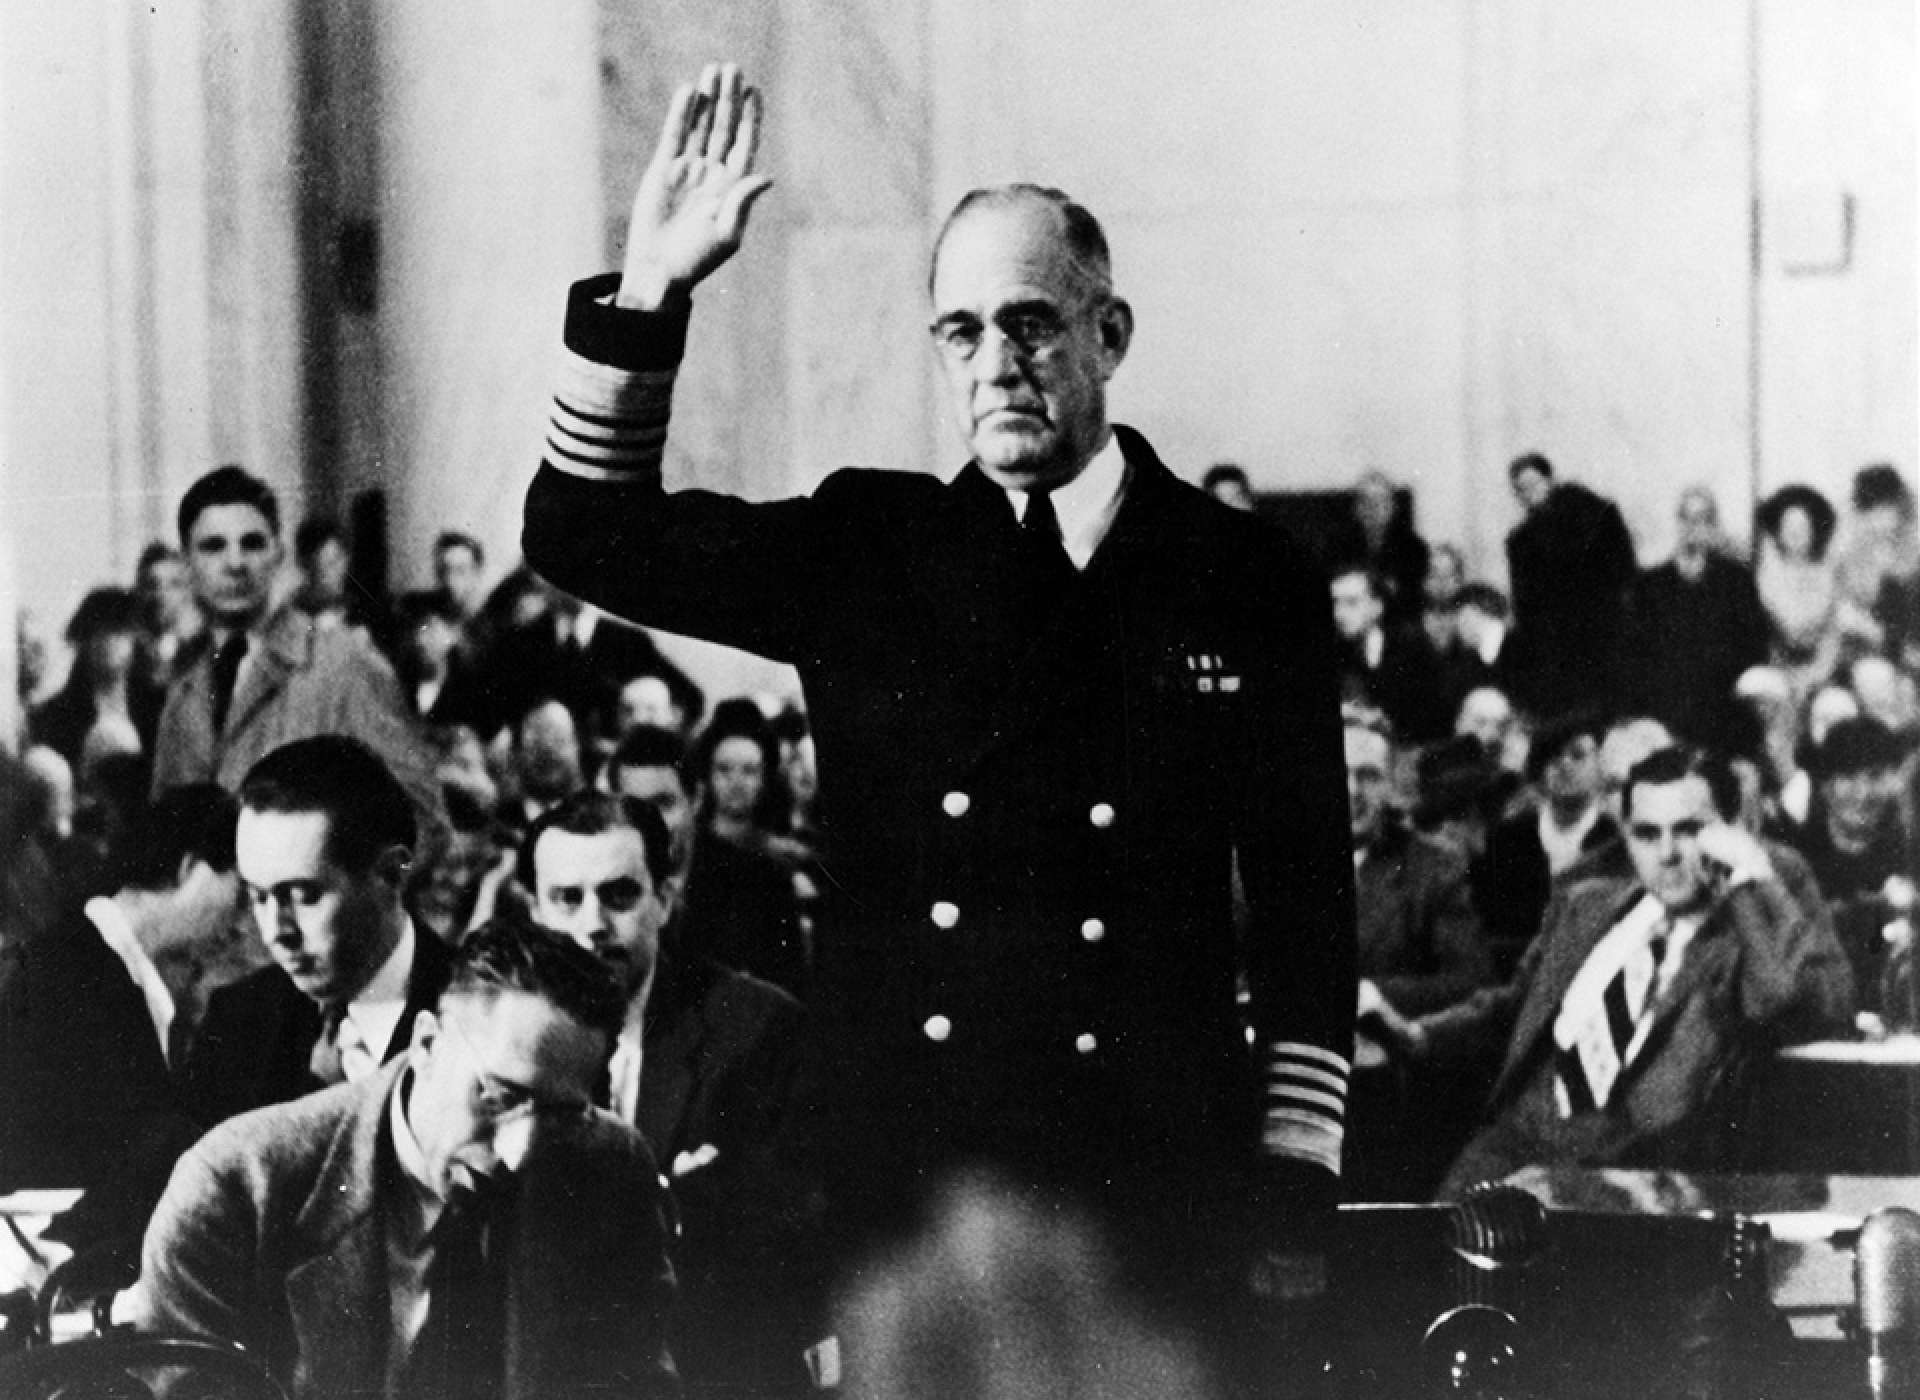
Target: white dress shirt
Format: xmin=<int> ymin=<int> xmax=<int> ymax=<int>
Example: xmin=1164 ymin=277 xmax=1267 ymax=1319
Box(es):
xmin=1007 ymin=432 xmax=1129 ymax=571
xmin=338 ymin=920 xmax=417 ymax=1083
xmin=85 ymin=896 xmax=175 ymax=1061
xmin=387 ymin=1069 xmax=447 ymax=1375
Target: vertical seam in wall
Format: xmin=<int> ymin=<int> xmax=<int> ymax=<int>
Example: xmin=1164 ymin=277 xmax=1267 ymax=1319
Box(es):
xmin=1746 ymin=0 xmax=1764 ymax=513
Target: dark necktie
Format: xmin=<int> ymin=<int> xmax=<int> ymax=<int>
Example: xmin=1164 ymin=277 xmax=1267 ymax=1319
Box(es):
xmin=1022 ymin=487 xmax=1076 ymax=587
xmin=308 ymin=1002 xmax=349 ymax=1087
xmin=405 ymin=1179 xmax=511 ymax=1400
xmin=209 ymin=633 xmax=248 ymax=735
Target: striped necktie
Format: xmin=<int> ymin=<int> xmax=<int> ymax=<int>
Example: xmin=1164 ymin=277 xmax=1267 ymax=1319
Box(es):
xmin=1554 ymin=915 xmax=1670 ymax=1116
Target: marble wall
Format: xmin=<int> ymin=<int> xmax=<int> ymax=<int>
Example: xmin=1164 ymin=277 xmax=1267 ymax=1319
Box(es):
xmin=595 ymin=0 xmax=1913 ymax=611
xmin=0 ymin=1 xmax=1911 ymax=718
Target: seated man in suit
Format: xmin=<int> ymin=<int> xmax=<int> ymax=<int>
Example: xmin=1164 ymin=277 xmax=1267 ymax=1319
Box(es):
xmin=178 ymin=735 xmax=452 ymax=1128
xmin=1477 ymin=710 xmax=1619 ymax=978
xmin=0 ymin=784 xmax=238 ymax=1247
xmin=525 ymin=789 xmax=812 ymax=1396
xmin=1375 ymin=745 xmax=1854 ymax=1196
xmin=135 ymin=916 xmax=678 ymax=1399
xmin=1331 ymin=564 xmax=1449 ymax=744
xmin=1345 ymin=707 xmax=1493 ymax=1200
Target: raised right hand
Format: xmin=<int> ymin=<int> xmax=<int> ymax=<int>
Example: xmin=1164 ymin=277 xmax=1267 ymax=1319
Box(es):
xmin=618 ymin=62 xmax=774 ymax=311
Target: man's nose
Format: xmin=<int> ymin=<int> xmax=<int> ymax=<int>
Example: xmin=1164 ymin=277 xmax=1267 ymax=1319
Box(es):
xmin=972 ymin=326 xmax=1026 ymax=383
xmin=270 ymin=901 xmax=303 ymax=944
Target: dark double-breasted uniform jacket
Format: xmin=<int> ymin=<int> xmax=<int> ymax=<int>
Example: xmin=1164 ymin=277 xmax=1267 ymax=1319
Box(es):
xmin=524 ymin=276 xmax=1357 ymax=1253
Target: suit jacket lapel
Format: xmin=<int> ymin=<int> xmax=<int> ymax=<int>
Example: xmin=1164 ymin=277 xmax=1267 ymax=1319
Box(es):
xmin=284 ymin=1066 xmax=397 ymax=1397
xmin=386 ymin=928 xmax=453 ymax=1061
xmin=638 ymin=990 xmax=704 ymax=1158
xmin=224 ymin=611 xmax=306 ymax=740
xmin=1496 ymin=882 xmax=1645 ymax=1100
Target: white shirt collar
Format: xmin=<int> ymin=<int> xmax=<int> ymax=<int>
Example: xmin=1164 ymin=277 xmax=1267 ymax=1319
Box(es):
xmin=342 ymin=918 xmax=416 ymax=1079
xmin=1007 ymin=432 xmax=1130 ymax=571
xmin=86 ymin=896 xmax=176 ymax=1061
xmin=389 ymin=1067 xmax=446 ymax=1227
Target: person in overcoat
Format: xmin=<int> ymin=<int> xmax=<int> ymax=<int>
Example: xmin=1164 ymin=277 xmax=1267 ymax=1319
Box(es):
xmin=519 ymin=65 xmax=1356 ymax=1339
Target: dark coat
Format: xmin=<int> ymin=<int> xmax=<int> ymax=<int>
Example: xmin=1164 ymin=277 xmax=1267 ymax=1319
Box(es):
xmin=1432 ymin=873 xmax=1854 ymax=1194
xmin=1356 ymin=823 xmax=1492 ymax=1016
xmin=679 ymin=830 xmax=806 ymax=997
xmin=136 ymin=1058 xmax=677 ymax=1400
xmin=177 ymin=925 xmax=453 ymax=1130
xmin=1620 ymin=555 xmax=1771 ymax=744
xmin=0 ymin=904 xmax=198 ymax=1199
xmin=1338 ymin=624 xmax=1451 ymax=743
xmin=29 ymin=676 xmax=166 ymax=766
xmin=1476 ymin=805 xmax=1622 ymax=979
xmin=1504 ymin=482 xmax=1638 ymax=719
xmin=638 ymin=955 xmax=811 ymax=1394
xmin=524 ymin=278 xmax=1357 ymax=1252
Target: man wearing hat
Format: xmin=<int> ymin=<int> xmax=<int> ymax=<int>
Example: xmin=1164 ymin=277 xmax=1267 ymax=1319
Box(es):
xmin=1776 ymin=715 xmax=1915 ymax=1009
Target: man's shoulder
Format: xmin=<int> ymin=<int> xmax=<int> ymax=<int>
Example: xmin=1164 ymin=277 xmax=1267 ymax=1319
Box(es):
xmin=1398 ymin=828 xmax=1471 ymax=884
xmin=202 ymin=961 xmax=302 ymax=1020
xmin=701 ymin=960 xmax=802 ymax=1029
xmin=663 ymin=957 xmax=803 ymax=1054
xmin=182 ymin=1073 xmax=372 ymax=1187
xmin=1552 ymin=874 xmax=1642 ymax=928
xmin=295 ymin=612 xmax=400 ymax=681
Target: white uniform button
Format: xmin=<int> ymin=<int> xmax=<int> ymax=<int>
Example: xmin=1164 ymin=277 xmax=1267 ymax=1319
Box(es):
xmin=924 ymin=1015 xmax=953 ymax=1043
xmin=1074 ymin=1032 xmax=1098 ymax=1055
xmin=1080 ymin=918 xmax=1106 ymax=943
xmin=1088 ymin=802 xmax=1116 ymax=829
xmin=930 ymin=901 xmax=961 ymax=929
xmin=941 ymin=791 xmax=971 ymax=818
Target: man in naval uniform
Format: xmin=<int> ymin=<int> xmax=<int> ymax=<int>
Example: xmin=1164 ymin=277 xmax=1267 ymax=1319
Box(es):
xmin=521 ymin=64 xmax=1355 ymax=1376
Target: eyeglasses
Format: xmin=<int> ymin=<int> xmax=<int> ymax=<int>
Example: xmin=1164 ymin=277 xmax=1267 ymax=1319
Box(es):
xmin=928 ymin=300 xmax=1093 ymax=364
xmin=442 ymin=1014 xmax=592 ymax=1130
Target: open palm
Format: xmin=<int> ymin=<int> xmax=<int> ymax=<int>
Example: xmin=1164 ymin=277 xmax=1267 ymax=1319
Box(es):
xmin=620 ymin=63 xmax=774 ymax=309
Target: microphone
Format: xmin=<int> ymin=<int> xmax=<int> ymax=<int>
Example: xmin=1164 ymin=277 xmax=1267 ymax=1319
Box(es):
xmin=1422 ymin=1304 xmax=1523 ymax=1398
xmin=1419 ymin=1186 xmax=1548 ymax=1397
xmin=1448 ymin=1184 xmax=1547 ymax=1315
xmin=1856 ymin=1207 xmax=1920 ymax=1400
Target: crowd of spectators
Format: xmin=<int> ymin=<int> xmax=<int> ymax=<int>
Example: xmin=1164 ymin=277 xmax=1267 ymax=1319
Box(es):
xmin=0 ymin=447 xmax=1911 ymax=1389
xmin=1246 ymin=453 xmax=1917 ymax=1198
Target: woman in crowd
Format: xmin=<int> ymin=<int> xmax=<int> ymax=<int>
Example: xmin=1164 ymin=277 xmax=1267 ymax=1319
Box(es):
xmin=1835 ymin=464 xmax=1920 ymax=656
xmin=1755 ymin=484 xmax=1842 ymax=704
xmin=681 ymin=699 xmax=808 ymax=997
xmin=29 ymin=587 xmax=166 ymax=771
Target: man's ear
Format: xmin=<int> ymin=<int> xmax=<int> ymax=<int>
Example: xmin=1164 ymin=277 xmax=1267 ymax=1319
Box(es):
xmin=1097 ymin=296 xmax=1134 ymax=370
xmin=408 ymin=1007 xmax=440 ymax=1061
xmin=657 ymin=873 xmax=684 ymax=921
xmin=374 ymin=843 xmax=412 ymax=895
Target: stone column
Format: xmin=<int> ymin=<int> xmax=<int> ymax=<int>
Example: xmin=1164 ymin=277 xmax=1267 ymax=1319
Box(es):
xmin=372 ymin=0 xmax=603 ymax=591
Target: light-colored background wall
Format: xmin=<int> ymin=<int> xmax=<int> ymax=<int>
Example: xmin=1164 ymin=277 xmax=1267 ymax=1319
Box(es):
xmin=2 ymin=0 xmax=1913 ymax=716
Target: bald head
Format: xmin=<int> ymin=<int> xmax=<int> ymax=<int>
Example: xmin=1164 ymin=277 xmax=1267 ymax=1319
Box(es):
xmin=929 ymin=185 xmax=1113 ymax=298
